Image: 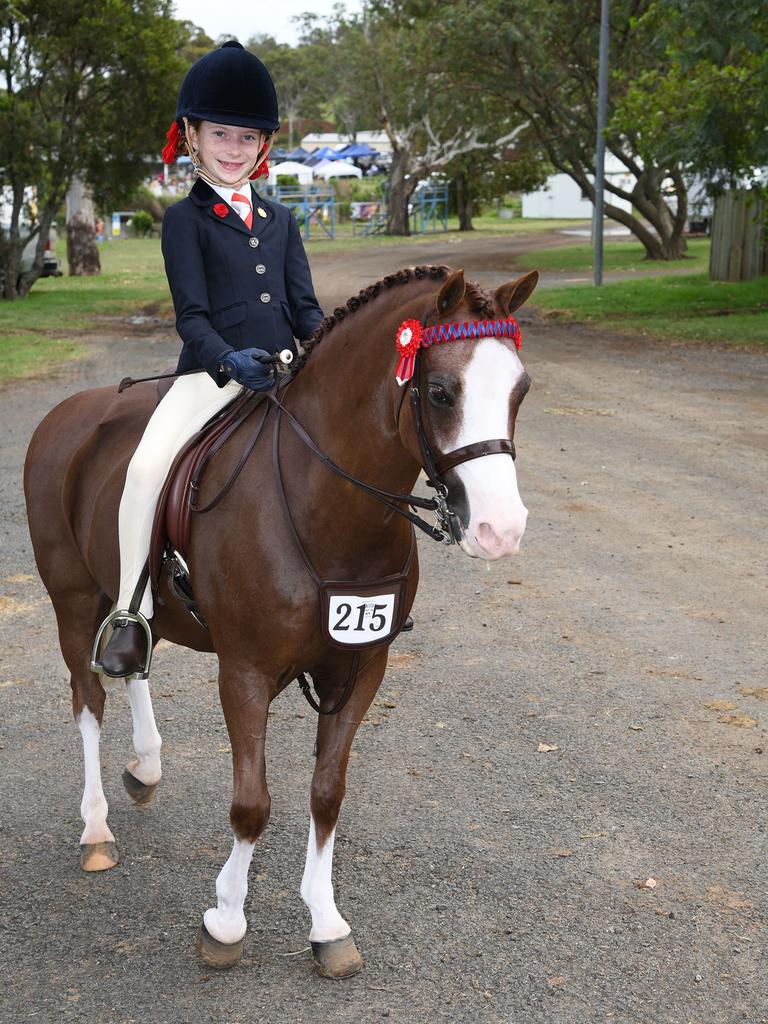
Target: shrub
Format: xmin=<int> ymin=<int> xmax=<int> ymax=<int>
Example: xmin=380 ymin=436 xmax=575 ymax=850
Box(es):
xmin=131 ymin=210 xmax=153 ymax=238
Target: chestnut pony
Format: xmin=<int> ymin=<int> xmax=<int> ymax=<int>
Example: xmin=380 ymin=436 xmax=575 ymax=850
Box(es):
xmin=24 ymin=265 xmax=537 ymax=977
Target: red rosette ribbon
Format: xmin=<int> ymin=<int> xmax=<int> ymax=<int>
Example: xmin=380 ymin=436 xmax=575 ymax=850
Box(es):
xmin=394 ymin=319 xmax=424 ymax=386
xmin=162 ymin=120 xmax=181 ymax=165
xmin=213 ymin=203 xmax=229 ymax=218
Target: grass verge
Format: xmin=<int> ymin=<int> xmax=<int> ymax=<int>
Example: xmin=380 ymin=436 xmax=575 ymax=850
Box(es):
xmin=518 ymin=237 xmax=711 ymax=275
xmin=534 ymin=273 xmax=768 ymax=346
xmin=0 ymin=240 xmax=170 ymax=382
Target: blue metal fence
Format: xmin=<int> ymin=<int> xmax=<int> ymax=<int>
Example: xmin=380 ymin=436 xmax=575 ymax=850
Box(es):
xmin=263 ymin=185 xmax=336 ymax=240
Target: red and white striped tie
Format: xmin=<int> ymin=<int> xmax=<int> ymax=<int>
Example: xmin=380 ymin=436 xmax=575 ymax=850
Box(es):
xmin=231 ymin=191 xmax=253 ymax=229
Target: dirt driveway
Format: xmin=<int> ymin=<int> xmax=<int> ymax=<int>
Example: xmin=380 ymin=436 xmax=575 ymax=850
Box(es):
xmin=1 ymin=239 xmax=766 ymax=1024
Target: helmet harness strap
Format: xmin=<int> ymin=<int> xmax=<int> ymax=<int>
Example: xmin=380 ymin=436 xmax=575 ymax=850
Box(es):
xmin=182 ymin=116 xmax=274 ymax=190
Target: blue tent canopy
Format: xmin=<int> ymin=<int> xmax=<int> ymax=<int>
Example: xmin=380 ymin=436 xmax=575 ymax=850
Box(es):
xmin=338 ymin=143 xmax=380 ymax=159
xmin=285 ymin=146 xmax=310 ymax=161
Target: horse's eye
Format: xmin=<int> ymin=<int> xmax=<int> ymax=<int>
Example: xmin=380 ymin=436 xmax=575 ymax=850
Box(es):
xmin=428 ymin=384 xmax=453 ymax=408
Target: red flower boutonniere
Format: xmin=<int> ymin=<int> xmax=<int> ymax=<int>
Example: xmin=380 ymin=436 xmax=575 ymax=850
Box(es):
xmin=213 ymin=203 xmax=229 ymax=219
xmin=394 ymin=319 xmax=424 ymax=386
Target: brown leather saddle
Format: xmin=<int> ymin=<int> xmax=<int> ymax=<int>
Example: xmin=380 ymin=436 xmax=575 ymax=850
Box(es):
xmin=148 ymin=378 xmax=270 ymax=594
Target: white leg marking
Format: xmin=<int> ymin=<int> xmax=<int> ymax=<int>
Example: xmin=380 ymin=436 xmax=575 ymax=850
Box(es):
xmin=300 ymin=817 xmax=351 ymax=942
xmin=77 ymin=709 xmax=115 ymax=846
xmin=203 ymin=837 xmax=256 ymax=945
xmin=125 ymin=679 xmax=162 ymax=786
xmin=453 ymin=340 xmax=528 ymax=558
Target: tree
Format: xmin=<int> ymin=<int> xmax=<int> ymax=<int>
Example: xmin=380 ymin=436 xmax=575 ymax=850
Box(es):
xmin=456 ymin=0 xmax=696 ymax=260
xmin=324 ymin=4 xmax=532 ymax=235
xmin=614 ymin=0 xmax=768 ymax=190
xmin=245 ymin=34 xmax=326 ymax=150
xmin=0 ymin=0 xmax=185 ymax=299
xmin=446 ymin=146 xmax=548 ymax=231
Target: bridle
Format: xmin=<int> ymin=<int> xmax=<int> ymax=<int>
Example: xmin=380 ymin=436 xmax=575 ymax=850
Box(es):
xmin=270 ymin=305 xmax=521 ymax=546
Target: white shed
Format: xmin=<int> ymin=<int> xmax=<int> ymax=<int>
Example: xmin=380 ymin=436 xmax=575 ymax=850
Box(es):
xmin=522 ymin=158 xmax=635 ymax=218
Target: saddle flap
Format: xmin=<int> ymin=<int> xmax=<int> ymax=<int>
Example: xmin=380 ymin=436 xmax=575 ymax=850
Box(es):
xmin=148 ymin=389 xmax=257 ymax=585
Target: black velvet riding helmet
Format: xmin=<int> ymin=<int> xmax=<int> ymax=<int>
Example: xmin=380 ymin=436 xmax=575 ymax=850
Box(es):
xmin=176 ymin=40 xmax=279 ymax=132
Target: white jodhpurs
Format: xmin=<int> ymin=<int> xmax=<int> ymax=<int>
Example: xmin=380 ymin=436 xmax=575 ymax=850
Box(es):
xmin=116 ymin=372 xmax=243 ymax=618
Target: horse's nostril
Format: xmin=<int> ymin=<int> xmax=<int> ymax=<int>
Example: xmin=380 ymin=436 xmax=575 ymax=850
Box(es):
xmin=476 ymin=521 xmax=522 ymax=557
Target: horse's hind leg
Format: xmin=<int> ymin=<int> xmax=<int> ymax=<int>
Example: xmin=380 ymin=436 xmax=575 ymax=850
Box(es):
xmin=122 ymin=678 xmax=162 ymax=804
xmin=53 ymin=586 xmax=121 ymax=871
xmin=301 ymin=650 xmax=389 ymax=980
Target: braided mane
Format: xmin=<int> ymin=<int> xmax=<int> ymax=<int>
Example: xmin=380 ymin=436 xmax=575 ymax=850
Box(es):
xmin=296 ymin=264 xmax=497 ymax=370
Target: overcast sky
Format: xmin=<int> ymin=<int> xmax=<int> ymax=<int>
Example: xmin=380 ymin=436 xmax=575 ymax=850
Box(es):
xmin=172 ymin=0 xmax=362 ymax=46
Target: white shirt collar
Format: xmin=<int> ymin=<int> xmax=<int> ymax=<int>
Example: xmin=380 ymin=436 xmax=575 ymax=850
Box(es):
xmin=209 ymin=181 xmax=253 ymax=206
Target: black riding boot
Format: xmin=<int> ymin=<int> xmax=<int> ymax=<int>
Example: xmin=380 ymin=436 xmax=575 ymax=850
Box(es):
xmin=100 ymin=619 xmax=149 ymax=677
xmin=401 ymin=615 xmax=414 ymax=632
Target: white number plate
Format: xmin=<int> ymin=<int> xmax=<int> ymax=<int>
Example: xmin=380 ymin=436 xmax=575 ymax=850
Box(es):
xmin=327 ymin=593 xmax=396 ymax=645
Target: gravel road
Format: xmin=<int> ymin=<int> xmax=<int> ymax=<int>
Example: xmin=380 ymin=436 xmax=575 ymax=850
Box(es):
xmin=1 ymin=235 xmax=766 ymax=1024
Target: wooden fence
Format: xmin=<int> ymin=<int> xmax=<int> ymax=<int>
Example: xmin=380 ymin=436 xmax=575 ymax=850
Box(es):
xmin=709 ymin=190 xmax=767 ymax=281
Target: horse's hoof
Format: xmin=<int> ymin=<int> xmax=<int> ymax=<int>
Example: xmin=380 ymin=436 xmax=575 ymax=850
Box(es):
xmin=311 ymin=933 xmax=363 ymax=979
xmin=195 ymin=921 xmax=245 ymax=970
xmin=122 ymin=767 xmax=159 ymax=805
xmin=79 ymin=841 xmax=119 ymax=872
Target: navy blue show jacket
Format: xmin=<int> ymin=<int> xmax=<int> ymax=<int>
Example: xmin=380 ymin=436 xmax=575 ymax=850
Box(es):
xmin=161 ymin=178 xmax=324 ymax=384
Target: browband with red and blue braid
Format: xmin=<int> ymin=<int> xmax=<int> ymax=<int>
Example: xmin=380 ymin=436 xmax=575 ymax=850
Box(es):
xmin=422 ymin=318 xmax=521 ymax=347
xmin=394 ymin=317 xmax=522 ymax=385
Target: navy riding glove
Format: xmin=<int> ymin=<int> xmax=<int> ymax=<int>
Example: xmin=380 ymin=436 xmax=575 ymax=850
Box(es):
xmin=219 ymin=348 xmax=275 ymax=391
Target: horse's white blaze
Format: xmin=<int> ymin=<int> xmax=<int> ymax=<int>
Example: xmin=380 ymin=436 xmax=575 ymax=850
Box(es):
xmin=125 ymin=679 xmax=162 ymax=786
xmin=454 ymin=339 xmax=528 ymax=559
xmin=77 ymin=708 xmax=115 ymax=846
xmin=203 ymin=837 xmax=256 ymax=945
xmin=300 ymin=818 xmax=351 ymax=942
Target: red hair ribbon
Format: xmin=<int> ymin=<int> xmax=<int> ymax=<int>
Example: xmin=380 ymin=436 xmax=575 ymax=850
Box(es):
xmin=250 ymin=159 xmax=270 ymax=180
xmin=394 ymin=317 xmax=522 ymax=386
xmin=162 ymin=120 xmax=181 ymax=165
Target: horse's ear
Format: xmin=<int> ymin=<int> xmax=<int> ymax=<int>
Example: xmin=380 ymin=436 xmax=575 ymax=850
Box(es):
xmin=494 ymin=271 xmax=539 ymax=315
xmin=434 ymin=268 xmax=466 ymax=318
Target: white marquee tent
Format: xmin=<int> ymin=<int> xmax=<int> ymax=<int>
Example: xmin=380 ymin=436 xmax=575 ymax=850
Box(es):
xmin=268 ymin=161 xmax=314 ymax=186
xmin=314 ymin=160 xmax=363 ymax=180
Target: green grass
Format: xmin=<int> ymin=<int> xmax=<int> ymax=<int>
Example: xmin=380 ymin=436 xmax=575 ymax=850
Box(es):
xmin=303 ymin=216 xmax=582 ymax=254
xmin=534 ymin=273 xmax=768 ymax=346
xmin=518 ymin=237 xmax=711 ymax=275
xmin=0 ymin=239 xmax=170 ymax=382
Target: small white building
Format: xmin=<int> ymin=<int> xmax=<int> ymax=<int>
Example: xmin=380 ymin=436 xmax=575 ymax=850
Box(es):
xmin=522 ymin=156 xmax=635 ymax=218
xmin=300 ymin=131 xmax=392 ymax=155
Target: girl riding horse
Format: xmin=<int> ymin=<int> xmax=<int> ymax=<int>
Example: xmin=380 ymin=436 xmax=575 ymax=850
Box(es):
xmin=98 ymin=40 xmax=324 ymax=678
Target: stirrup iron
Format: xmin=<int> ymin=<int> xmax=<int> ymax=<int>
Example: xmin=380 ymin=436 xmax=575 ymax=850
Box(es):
xmin=90 ymin=609 xmax=154 ymax=681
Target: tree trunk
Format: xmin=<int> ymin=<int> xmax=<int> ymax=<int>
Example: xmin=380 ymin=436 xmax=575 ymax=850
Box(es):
xmin=455 ymin=171 xmax=474 ymax=231
xmin=66 ymin=177 xmax=101 ymax=277
xmin=567 ymin=164 xmax=689 ymax=260
xmin=386 ymin=146 xmax=413 ymax=235
xmin=15 ymin=210 xmax=55 ymax=298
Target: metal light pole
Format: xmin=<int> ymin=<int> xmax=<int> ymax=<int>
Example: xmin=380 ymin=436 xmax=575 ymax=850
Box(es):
xmin=593 ymin=0 xmax=610 ymax=286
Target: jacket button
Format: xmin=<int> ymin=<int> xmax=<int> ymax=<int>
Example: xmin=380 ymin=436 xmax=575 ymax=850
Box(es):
xmin=260 ymin=292 xmax=271 ymax=303
xmin=248 ymin=237 xmax=259 ymax=248
xmin=255 ymin=263 xmax=266 ymax=274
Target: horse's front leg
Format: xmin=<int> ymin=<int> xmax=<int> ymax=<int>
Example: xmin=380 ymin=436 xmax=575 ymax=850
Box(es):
xmin=196 ymin=663 xmax=271 ymax=970
xmin=122 ymin=678 xmax=162 ymax=804
xmin=301 ymin=649 xmax=388 ymax=979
